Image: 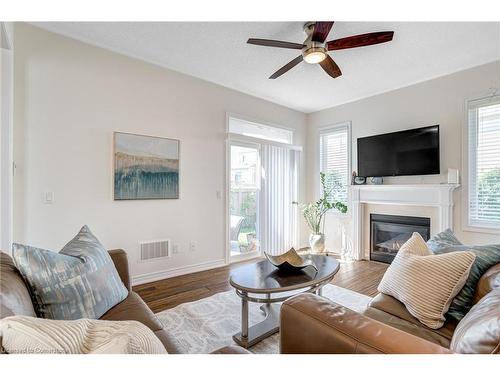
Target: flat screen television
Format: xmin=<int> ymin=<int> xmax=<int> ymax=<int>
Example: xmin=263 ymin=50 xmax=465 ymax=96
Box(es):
xmin=357 ymin=125 xmax=440 ymax=177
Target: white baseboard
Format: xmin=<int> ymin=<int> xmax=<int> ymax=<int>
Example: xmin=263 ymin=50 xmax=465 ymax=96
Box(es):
xmin=131 ymin=258 xmax=227 ymax=286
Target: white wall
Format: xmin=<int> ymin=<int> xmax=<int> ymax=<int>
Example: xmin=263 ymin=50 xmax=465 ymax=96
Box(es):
xmin=13 ymin=23 xmax=308 ymax=283
xmin=307 ymin=60 xmax=500 ymax=251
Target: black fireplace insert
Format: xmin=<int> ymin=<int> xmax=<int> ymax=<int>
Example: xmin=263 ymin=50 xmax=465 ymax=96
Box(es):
xmin=370 ymin=214 xmax=430 ymax=264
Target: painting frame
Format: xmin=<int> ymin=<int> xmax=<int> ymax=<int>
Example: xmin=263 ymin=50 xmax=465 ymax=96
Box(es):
xmin=113 ymin=131 xmax=180 ymax=200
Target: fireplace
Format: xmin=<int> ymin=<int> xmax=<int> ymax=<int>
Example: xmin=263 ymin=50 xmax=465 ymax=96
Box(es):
xmin=370 ymin=214 xmax=430 ymax=264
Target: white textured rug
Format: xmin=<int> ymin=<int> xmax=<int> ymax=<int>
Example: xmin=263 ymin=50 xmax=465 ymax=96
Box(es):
xmin=156 ymin=284 xmax=371 ymax=354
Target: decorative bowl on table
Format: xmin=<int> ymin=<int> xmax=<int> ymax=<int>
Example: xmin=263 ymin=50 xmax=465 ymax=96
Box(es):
xmin=264 ymin=248 xmax=317 ymax=272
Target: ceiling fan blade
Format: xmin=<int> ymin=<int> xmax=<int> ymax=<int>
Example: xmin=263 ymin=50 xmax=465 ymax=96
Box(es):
xmin=319 ymin=55 xmax=342 ymax=79
xmin=311 ymin=22 xmax=334 ymax=43
xmin=269 ymin=55 xmax=303 ymax=79
xmin=247 ymin=38 xmax=304 ymax=50
xmin=327 ymin=31 xmax=394 ymax=51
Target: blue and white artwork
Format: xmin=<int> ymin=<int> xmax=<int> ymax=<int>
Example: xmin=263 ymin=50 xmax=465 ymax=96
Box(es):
xmin=114 ymin=132 xmax=179 ymax=200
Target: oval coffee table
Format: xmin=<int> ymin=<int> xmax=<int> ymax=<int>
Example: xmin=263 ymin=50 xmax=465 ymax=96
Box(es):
xmin=229 ymin=254 xmax=339 ymax=348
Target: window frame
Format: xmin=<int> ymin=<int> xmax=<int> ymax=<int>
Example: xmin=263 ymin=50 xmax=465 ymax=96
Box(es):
xmin=226 ymin=113 xmax=294 ymax=145
xmin=318 ymin=121 xmax=352 ymax=217
xmin=462 ymin=94 xmax=500 ymax=235
xmin=224 ymin=113 xmax=300 ymax=264
xmin=1 ymin=23 xmax=13 ymax=252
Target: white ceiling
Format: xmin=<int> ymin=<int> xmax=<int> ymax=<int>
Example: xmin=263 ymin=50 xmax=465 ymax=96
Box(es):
xmin=32 ymin=22 xmax=500 ymax=113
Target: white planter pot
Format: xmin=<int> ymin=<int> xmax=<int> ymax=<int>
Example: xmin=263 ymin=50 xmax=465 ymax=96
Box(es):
xmin=309 ymin=233 xmax=326 ymax=254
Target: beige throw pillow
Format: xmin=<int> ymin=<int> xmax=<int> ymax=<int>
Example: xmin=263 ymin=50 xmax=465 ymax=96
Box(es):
xmin=0 ymin=315 xmax=167 ymax=354
xmin=378 ymin=232 xmax=475 ymax=329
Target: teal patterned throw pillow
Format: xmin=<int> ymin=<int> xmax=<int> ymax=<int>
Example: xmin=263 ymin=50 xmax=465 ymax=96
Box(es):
xmin=427 ymin=229 xmax=500 ymax=321
xmin=427 ymin=228 xmax=463 ymax=251
xmin=13 ymin=226 xmax=128 ymax=320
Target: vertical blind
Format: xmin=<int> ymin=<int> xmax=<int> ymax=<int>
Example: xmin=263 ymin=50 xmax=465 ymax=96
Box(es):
xmin=319 ymin=124 xmax=349 ymax=204
xmin=468 ymin=95 xmax=500 ymax=228
xmin=260 ymin=145 xmax=299 ymax=255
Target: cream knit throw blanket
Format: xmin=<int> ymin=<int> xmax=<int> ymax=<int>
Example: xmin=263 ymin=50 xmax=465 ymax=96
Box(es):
xmin=0 ymin=316 xmax=167 ymax=354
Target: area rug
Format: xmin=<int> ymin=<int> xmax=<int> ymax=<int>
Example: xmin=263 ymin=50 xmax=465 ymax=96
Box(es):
xmin=156 ymin=284 xmax=371 ymax=354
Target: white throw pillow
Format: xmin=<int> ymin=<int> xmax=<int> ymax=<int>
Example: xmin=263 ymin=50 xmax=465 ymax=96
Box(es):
xmin=378 ymin=232 xmax=475 ymax=329
xmin=0 ymin=315 xmax=167 ymax=354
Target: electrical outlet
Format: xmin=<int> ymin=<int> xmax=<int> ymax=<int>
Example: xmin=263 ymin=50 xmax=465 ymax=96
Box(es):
xmin=172 ymin=244 xmax=180 ymax=254
xmin=189 ymin=241 xmax=196 ymax=252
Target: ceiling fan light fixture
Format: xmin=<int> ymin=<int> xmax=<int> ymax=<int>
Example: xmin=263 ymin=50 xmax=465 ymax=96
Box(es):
xmin=303 ymin=47 xmax=327 ymax=64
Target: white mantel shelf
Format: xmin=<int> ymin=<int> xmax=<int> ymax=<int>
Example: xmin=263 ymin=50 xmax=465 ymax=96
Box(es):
xmin=350 ymin=184 xmax=460 ymax=207
xmin=349 ymin=184 xmax=460 ymax=260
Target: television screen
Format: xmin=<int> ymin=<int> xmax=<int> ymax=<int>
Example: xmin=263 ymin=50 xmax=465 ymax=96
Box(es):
xmin=357 ymin=125 xmax=440 ymax=177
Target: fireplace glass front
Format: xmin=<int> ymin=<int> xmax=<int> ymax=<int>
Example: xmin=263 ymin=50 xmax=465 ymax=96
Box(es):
xmin=370 ymin=214 xmax=430 ymax=264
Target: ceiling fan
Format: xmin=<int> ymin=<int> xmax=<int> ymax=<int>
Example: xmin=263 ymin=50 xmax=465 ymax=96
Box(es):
xmin=247 ymin=22 xmax=394 ymax=79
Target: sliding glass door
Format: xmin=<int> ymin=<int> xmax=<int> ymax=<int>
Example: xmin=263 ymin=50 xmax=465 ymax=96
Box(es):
xmin=227 ymin=116 xmax=300 ymax=262
xmin=229 ymin=142 xmax=261 ymax=260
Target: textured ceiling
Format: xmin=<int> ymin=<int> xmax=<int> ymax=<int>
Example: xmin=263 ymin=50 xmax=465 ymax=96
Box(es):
xmin=32 ymin=22 xmax=500 ymax=113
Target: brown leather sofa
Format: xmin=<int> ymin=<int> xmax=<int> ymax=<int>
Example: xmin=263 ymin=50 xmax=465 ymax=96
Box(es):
xmin=280 ymin=263 xmax=500 ymax=354
xmin=0 ymin=249 xmax=247 ymax=354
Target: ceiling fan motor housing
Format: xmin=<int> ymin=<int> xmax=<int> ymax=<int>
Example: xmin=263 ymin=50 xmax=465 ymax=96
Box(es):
xmin=302 ymin=22 xmax=328 ymax=63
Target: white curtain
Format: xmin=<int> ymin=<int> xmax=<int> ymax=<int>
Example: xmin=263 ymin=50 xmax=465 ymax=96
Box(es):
xmin=260 ymin=144 xmax=299 ymax=255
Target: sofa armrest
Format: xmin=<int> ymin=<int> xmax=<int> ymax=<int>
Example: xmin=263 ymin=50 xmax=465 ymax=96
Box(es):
xmin=211 ymin=345 xmax=251 ymax=354
xmin=108 ymin=249 xmax=131 ymax=291
xmin=280 ymin=293 xmax=452 ymax=354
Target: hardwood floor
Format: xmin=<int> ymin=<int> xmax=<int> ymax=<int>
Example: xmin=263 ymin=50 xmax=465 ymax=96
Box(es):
xmin=133 ymin=258 xmax=388 ymax=313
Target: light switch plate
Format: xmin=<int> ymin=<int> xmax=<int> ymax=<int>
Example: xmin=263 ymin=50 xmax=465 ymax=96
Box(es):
xmin=44 ymin=191 xmax=54 ymax=204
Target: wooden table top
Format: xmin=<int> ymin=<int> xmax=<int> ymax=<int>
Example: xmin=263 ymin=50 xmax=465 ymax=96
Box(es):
xmin=229 ymin=254 xmax=340 ymax=294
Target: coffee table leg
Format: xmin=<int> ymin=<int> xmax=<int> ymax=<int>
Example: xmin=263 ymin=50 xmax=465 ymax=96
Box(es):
xmin=266 ymin=293 xmax=271 ymax=308
xmin=233 ymin=293 xmax=279 ymax=348
xmin=241 ymin=292 xmax=249 ymax=340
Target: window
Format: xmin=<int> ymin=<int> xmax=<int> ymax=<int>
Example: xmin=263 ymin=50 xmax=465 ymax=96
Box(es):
xmin=319 ymin=123 xmax=350 ymax=205
xmin=467 ymin=95 xmax=500 ymax=229
xmin=230 ymin=145 xmax=260 ymax=190
xmin=228 ymin=116 xmax=293 ymax=144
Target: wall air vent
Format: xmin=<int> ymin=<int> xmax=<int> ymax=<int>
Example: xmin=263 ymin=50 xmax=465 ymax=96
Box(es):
xmin=139 ymin=239 xmax=171 ymax=261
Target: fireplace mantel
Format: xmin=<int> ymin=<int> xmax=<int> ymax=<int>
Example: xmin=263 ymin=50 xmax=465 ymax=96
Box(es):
xmin=349 ymin=184 xmax=460 ymax=260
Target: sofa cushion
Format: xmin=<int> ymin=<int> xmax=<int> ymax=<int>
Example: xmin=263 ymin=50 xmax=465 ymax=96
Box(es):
xmin=473 ymin=263 xmax=500 ymax=303
xmin=378 ymin=232 xmax=475 ymax=329
xmin=427 ymin=230 xmax=500 ymax=321
xmin=99 ymin=291 xmax=182 ymax=353
xmin=100 ymin=291 xmax=163 ymax=332
xmin=363 ymin=306 xmax=451 ymax=348
xmin=369 ymin=293 xmax=457 ymax=341
xmin=450 ymin=288 xmax=500 ymax=354
xmin=12 ymin=226 xmax=128 ymax=320
xmin=0 ymin=252 xmax=36 ymax=319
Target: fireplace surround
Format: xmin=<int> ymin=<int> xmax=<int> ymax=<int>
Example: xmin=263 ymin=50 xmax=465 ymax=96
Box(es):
xmin=370 ymin=214 xmax=430 ymax=264
xmin=349 ymin=184 xmax=460 ymax=260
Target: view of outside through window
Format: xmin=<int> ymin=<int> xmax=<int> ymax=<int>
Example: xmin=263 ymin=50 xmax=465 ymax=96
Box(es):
xmin=230 ymin=145 xmax=260 ymax=255
xmin=473 ymin=102 xmax=500 ymax=226
xmin=320 ymin=126 xmax=349 ymax=205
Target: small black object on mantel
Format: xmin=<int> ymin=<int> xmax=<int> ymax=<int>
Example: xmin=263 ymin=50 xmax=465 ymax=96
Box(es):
xmin=352 ymin=171 xmax=366 ymax=185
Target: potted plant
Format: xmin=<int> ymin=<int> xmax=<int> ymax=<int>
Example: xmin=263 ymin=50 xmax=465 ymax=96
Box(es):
xmin=294 ymin=172 xmax=347 ymax=254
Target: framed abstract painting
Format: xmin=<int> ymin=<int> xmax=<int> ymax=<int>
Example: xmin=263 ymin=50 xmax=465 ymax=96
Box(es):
xmin=113 ymin=132 xmax=179 ymax=200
